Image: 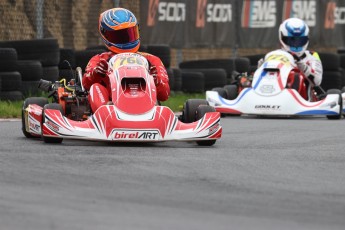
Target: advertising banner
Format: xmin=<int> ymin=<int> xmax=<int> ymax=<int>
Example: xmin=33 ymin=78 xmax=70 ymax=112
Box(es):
xmin=140 ymin=0 xmax=345 ymax=49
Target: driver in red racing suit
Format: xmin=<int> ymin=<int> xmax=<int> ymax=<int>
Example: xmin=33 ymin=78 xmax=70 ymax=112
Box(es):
xmin=82 ymin=8 xmax=170 ymax=112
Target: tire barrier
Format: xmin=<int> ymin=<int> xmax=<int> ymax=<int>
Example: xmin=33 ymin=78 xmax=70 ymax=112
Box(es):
xmin=0 ymin=38 xmax=60 ymax=66
xmin=181 ymin=71 xmax=205 ymax=93
xmin=180 ymin=68 xmax=227 ymax=90
xmin=319 ymin=52 xmax=342 ymax=91
xmin=0 ymin=48 xmax=23 ymax=101
xmin=179 ymin=58 xmax=250 ymax=84
xmin=75 ymin=49 xmax=105 ymax=71
xmin=17 ymin=60 xmax=43 ymax=97
xmin=146 ymin=44 xmax=171 ymax=68
xmin=172 ymin=68 xmax=182 ymax=92
xmin=0 ymin=48 xmax=18 ymax=72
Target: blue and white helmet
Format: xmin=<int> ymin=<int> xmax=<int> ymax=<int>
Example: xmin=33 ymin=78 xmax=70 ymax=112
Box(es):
xmin=279 ymin=18 xmax=309 ymax=57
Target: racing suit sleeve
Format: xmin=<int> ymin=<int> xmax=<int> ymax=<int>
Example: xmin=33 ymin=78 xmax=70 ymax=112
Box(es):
xmin=82 ymin=52 xmax=113 ymax=91
xmin=139 ymin=52 xmax=170 ymax=101
xmin=296 ymin=51 xmax=323 ymax=86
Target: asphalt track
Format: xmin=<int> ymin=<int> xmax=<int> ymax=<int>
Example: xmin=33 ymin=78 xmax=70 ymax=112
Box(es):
xmin=1 ymin=116 xmax=345 ymax=230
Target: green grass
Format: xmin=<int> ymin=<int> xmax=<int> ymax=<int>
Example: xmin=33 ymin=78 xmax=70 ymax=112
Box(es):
xmin=0 ymin=100 xmax=23 ymax=118
xmin=161 ymin=92 xmax=206 ymax=112
xmin=0 ymin=92 xmax=206 ymax=118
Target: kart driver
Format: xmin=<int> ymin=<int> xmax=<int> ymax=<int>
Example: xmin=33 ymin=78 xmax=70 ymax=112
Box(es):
xmin=82 ymin=8 xmax=170 ymax=112
xmin=258 ymin=18 xmax=323 ymax=100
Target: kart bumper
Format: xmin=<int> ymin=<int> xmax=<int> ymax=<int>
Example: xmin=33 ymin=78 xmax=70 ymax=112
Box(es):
xmin=39 ymin=105 xmax=222 ymax=142
xmin=206 ymin=88 xmax=343 ymax=116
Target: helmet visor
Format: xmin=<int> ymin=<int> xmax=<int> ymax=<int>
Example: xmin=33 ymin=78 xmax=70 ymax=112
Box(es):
xmin=282 ymin=36 xmax=308 ymax=48
xmin=101 ymin=25 xmax=139 ymax=45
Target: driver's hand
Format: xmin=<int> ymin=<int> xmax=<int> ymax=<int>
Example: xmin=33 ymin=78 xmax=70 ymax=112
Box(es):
xmin=149 ymin=65 xmax=159 ymax=85
xmin=297 ymin=60 xmax=312 ymax=78
xmin=257 ymin=58 xmax=264 ymax=68
xmin=93 ymin=59 xmax=108 ymax=78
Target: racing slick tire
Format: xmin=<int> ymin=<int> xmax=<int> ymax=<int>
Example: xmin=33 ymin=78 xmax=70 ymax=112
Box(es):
xmin=195 ymin=105 xmax=217 ymax=146
xmin=42 ymin=103 xmax=64 ymax=143
xmin=223 ymin=84 xmax=238 ymax=100
xmin=211 ymin=87 xmax=227 ymax=99
xmin=182 ymin=99 xmax=209 ymax=123
xmin=326 ymin=89 xmax=343 ymax=120
xmin=22 ymin=97 xmax=49 ymax=138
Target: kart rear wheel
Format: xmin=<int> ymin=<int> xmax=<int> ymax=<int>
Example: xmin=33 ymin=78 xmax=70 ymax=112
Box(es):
xmin=326 ymin=89 xmax=343 ymax=120
xmin=42 ymin=103 xmax=64 ymax=143
xmin=182 ymin=99 xmax=209 ymax=123
xmin=223 ymin=84 xmax=238 ymax=100
xmin=22 ymin=97 xmax=49 ymax=138
xmin=195 ymin=105 xmax=217 ymax=146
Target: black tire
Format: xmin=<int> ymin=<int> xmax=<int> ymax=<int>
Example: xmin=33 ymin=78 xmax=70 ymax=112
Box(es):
xmin=181 ymin=68 xmax=227 ymax=90
xmin=172 ymin=68 xmax=182 ymax=91
xmin=0 ymin=72 xmax=22 ymax=91
xmin=22 ymin=97 xmax=49 ymax=138
xmin=223 ymin=84 xmax=238 ymax=100
xmin=195 ymin=105 xmax=217 ymax=146
xmin=182 ymin=99 xmax=209 ymax=123
xmin=179 ymin=58 xmax=250 ymax=84
xmin=211 ymin=87 xmax=227 ymax=99
xmin=321 ymin=71 xmax=342 ymax=91
xmin=0 ymin=48 xmax=18 ymax=71
xmin=75 ymin=49 xmax=105 ymax=70
xmin=59 ymin=48 xmax=76 ymax=69
xmin=42 ymin=103 xmax=64 ymax=143
xmin=147 ymin=44 xmax=171 ymax=68
xmin=17 ymin=60 xmax=43 ymax=81
xmin=326 ymin=89 xmax=342 ymax=120
xmin=167 ymin=68 xmax=175 ymax=91
xmin=319 ymin=52 xmax=340 ymax=71
xmin=0 ymin=38 xmax=60 ymax=66
xmin=21 ymin=80 xmax=40 ymax=97
xmin=59 ymin=69 xmax=76 ymax=82
xmin=43 ymin=66 xmax=59 ymax=82
xmin=0 ymin=91 xmax=23 ymax=101
xmin=181 ymin=72 xmax=205 ymax=93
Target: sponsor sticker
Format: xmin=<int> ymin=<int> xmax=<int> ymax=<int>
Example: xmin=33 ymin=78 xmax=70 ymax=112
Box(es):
xmin=111 ymin=129 xmax=160 ymax=140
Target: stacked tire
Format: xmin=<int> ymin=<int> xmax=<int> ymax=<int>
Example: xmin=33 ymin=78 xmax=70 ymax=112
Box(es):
xmin=319 ymin=52 xmax=342 ymax=91
xmin=0 ymin=38 xmax=60 ymax=97
xmin=337 ymin=48 xmax=345 ymax=88
xmin=179 ymin=58 xmax=250 ymax=84
xmin=58 ymin=48 xmax=77 ymax=82
xmin=145 ymin=44 xmax=181 ymax=92
xmin=76 ymin=48 xmax=107 ymax=71
xmin=0 ymin=48 xmax=23 ymax=101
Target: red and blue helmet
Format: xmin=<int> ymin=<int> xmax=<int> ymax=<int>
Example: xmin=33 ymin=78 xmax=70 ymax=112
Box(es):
xmin=99 ymin=8 xmax=140 ymax=53
xmin=279 ymin=18 xmax=309 ymax=57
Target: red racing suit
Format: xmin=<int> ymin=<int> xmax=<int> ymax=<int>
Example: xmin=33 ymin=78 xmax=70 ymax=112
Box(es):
xmin=82 ymin=51 xmax=170 ymax=112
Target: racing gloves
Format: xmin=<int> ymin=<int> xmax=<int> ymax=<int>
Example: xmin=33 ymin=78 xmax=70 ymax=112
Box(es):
xmin=149 ymin=65 xmax=159 ymax=85
xmin=296 ymin=58 xmax=322 ymax=86
xmin=92 ymin=59 xmax=108 ymax=78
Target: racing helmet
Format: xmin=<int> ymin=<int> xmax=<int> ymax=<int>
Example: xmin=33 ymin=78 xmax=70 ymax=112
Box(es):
xmin=279 ymin=18 xmax=309 ymax=57
xmin=99 ymin=8 xmax=140 ymax=53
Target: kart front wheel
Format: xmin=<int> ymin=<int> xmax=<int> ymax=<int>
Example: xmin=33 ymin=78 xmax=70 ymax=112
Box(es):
xmin=22 ymin=97 xmax=49 ymax=138
xmin=195 ymin=105 xmax=217 ymax=146
xmin=326 ymin=89 xmax=343 ymax=120
xmin=182 ymin=99 xmax=209 ymax=123
xmin=42 ymin=103 xmax=64 ymax=143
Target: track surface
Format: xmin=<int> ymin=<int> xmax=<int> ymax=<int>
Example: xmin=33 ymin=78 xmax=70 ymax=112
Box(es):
xmin=1 ymin=117 xmax=345 ymax=230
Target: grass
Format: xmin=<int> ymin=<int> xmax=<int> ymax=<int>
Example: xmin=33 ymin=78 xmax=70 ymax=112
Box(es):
xmin=0 ymin=92 xmax=206 ymax=119
xmin=160 ymin=92 xmax=206 ymax=112
xmin=0 ymin=100 xmax=23 ymax=118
